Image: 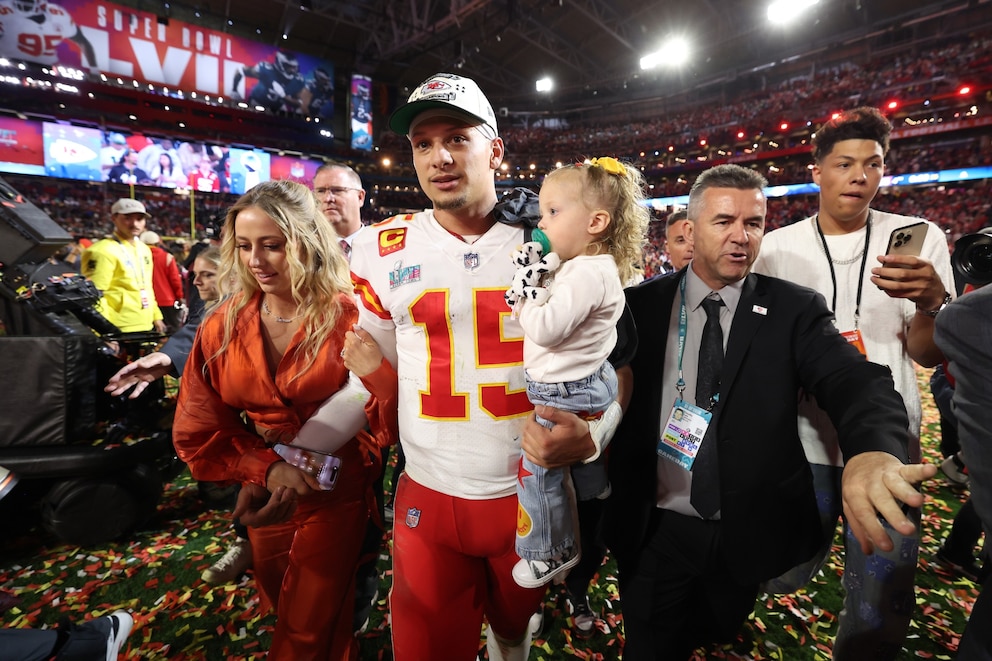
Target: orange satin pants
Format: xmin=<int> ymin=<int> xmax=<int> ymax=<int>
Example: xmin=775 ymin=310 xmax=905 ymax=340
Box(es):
xmin=248 ymin=468 xmax=369 ymax=661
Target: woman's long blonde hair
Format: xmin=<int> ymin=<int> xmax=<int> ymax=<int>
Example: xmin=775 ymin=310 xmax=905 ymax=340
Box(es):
xmin=209 ymin=179 xmax=352 ymax=379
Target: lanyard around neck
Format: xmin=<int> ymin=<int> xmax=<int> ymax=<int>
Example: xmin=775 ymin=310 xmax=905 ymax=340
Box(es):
xmin=676 ymin=275 xmax=689 ymax=396
xmin=113 ymin=235 xmax=147 ymax=288
xmin=814 ymin=212 xmax=872 ymax=327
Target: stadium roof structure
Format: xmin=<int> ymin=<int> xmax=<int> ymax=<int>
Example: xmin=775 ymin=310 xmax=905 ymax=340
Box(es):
xmin=109 ymin=0 xmax=986 ymax=115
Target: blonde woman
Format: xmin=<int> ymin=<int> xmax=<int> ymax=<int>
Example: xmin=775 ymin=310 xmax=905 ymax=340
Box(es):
xmin=172 ymin=180 xmax=396 ymax=660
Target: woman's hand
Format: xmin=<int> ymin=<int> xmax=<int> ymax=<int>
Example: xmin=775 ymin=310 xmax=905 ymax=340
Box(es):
xmin=233 ymin=482 xmax=298 ymax=527
xmin=105 ymin=351 xmax=173 ymax=398
xmin=342 ymin=325 xmax=384 ymax=376
xmin=265 ymin=460 xmax=323 ymax=495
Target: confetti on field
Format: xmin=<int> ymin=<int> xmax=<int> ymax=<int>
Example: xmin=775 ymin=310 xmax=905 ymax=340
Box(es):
xmin=0 ymin=368 xmax=980 ymax=659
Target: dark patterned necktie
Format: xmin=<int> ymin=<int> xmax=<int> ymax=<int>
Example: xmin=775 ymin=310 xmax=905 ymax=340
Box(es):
xmin=692 ymin=296 xmax=724 ymax=518
xmin=340 ymin=239 xmax=351 ymax=262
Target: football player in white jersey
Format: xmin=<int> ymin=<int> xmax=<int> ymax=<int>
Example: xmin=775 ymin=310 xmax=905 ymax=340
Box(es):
xmin=289 ymin=73 xmax=623 ymax=660
xmin=0 ymin=0 xmax=96 ymax=68
xmin=370 ymin=73 xmax=543 ymax=661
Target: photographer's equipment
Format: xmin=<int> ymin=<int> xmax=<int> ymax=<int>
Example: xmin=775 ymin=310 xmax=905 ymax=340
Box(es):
xmin=0 ymin=176 xmax=73 ymax=265
xmin=0 ymin=179 xmax=180 ymax=545
xmin=952 ymin=228 xmax=992 ymax=287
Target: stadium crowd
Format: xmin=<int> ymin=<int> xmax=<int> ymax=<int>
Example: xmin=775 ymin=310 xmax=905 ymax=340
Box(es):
xmin=376 ymin=33 xmax=992 ymax=167
xmin=7 ymin=154 xmax=988 ymax=282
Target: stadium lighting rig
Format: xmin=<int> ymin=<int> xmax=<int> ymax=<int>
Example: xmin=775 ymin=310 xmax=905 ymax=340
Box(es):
xmin=640 ymin=36 xmax=690 ymax=70
xmin=767 ymin=0 xmax=820 ymax=25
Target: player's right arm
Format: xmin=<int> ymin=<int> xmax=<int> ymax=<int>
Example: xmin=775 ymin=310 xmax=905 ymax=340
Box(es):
xmin=231 ymin=64 xmax=257 ymax=99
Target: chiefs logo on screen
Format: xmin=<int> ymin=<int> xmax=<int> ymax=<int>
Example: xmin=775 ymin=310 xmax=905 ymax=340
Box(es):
xmin=378 ymin=228 xmax=407 ymax=256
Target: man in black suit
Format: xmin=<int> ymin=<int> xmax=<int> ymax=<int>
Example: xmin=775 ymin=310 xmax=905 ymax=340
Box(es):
xmin=602 ymin=164 xmax=937 ymax=659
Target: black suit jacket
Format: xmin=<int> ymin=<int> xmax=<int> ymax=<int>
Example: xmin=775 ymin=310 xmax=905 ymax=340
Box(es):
xmin=605 ymin=269 xmax=910 ymax=585
xmin=161 ymin=303 xmax=203 ymax=378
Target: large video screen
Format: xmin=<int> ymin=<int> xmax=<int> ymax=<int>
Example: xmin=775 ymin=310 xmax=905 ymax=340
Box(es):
xmin=228 ymin=148 xmax=271 ymax=194
xmin=43 ymin=122 xmax=102 ymax=181
xmin=350 ymin=75 xmax=373 ymax=151
xmin=10 ymin=117 xmax=322 ymax=193
xmin=98 ymin=132 xmax=272 ymax=193
xmin=0 ymin=117 xmax=46 ymax=176
xmin=0 ymin=0 xmax=335 ymax=120
xmin=269 ymin=154 xmax=324 ymax=187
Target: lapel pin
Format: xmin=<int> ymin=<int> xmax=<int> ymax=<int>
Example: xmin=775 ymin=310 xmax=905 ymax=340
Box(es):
xmin=752 ymin=304 xmax=768 ymax=315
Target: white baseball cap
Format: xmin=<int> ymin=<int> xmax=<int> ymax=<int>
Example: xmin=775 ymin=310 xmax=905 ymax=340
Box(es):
xmin=389 ymin=73 xmax=498 ymax=138
xmin=111 ymin=198 xmax=151 ymax=218
xmin=139 ymin=231 xmax=160 ymax=245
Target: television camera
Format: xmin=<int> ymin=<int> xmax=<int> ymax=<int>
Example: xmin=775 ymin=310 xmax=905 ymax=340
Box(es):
xmin=952 ymin=227 xmax=992 ymax=287
xmin=0 ymin=177 xmax=181 ymax=546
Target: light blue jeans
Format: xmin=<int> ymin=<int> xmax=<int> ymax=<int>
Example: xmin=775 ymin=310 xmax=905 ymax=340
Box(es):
xmin=762 ymin=463 xmax=919 ymax=660
xmin=516 ymin=362 xmax=617 ymax=560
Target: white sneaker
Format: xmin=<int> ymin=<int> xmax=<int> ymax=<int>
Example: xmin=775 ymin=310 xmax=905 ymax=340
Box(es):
xmin=101 ymin=610 xmax=134 ymax=661
xmin=486 ymin=625 xmax=533 ymax=661
xmin=941 ymin=452 xmax=969 ymax=487
xmin=528 ymin=608 xmax=544 ymax=637
xmin=201 ymin=537 xmax=252 ymax=585
xmin=566 ymin=592 xmax=596 ymax=637
xmin=58 ymin=609 xmax=133 ymax=661
xmin=512 ymin=546 xmax=580 ymax=588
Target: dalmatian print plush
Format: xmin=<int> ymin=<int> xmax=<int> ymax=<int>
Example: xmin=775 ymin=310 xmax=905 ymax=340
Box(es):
xmin=505 ymin=241 xmax=562 ymax=309
xmin=512 ymin=241 xmax=545 ymax=269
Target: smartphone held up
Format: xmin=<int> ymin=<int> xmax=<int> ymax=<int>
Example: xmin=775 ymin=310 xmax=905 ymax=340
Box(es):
xmin=273 ymin=443 xmax=342 ymax=491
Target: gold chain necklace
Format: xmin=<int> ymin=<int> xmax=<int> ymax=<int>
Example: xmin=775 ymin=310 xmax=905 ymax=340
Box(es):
xmin=262 ymin=298 xmax=302 ymax=323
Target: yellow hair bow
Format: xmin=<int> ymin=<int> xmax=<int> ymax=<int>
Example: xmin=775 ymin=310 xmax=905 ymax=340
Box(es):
xmin=588 ymin=157 xmax=626 ymax=176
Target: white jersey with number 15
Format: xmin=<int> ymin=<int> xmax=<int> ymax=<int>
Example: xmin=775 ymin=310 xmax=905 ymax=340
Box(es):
xmin=350 ymin=211 xmax=530 ymax=500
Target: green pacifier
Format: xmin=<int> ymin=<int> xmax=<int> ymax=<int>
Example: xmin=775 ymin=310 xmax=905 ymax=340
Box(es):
xmin=531 ymin=228 xmax=552 ymax=255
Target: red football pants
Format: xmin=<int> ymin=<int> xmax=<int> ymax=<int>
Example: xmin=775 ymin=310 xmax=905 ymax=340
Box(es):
xmin=389 ymin=473 xmax=545 ymax=660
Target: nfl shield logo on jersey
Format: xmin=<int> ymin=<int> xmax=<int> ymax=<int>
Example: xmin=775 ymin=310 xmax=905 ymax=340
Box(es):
xmin=463 ymin=252 xmax=480 ymax=270
xmin=405 ymin=507 xmax=421 ymax=528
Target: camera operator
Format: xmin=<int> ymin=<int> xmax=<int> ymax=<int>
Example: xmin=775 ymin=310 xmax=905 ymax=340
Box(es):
xmin=105 ymin=247 xmax=221 ymax=399
xmin=933 ymin=227 xmax=992 ymax=659
xmin=81 ymin=199 xmax=166 ymax=334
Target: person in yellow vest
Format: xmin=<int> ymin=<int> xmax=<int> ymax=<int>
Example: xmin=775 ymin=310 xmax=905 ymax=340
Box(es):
xmin=82 ymin=199 xmax=166 ymax=334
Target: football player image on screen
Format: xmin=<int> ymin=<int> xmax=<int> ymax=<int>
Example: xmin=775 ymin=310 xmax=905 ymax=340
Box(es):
xmin=300 ymin=66 xmax=334 ymax=118
xmin=230 ymin=50 xmax=306 ymax=114
xmin=0 ymin=0 xmax=96 ymax=68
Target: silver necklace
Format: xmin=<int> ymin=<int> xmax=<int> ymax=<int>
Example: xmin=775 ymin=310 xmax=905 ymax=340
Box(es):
xmin=812 ymin=216 xmax=868 ymax=265
xmin=262 ymin=298 xmax=302 ymax=323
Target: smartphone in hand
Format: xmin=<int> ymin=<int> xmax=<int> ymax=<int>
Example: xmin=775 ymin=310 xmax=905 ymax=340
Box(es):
xmin=273 ymin=443 xmax=342 ymax=491
xmin=886 ymin=222 xmax=928 ymax=258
